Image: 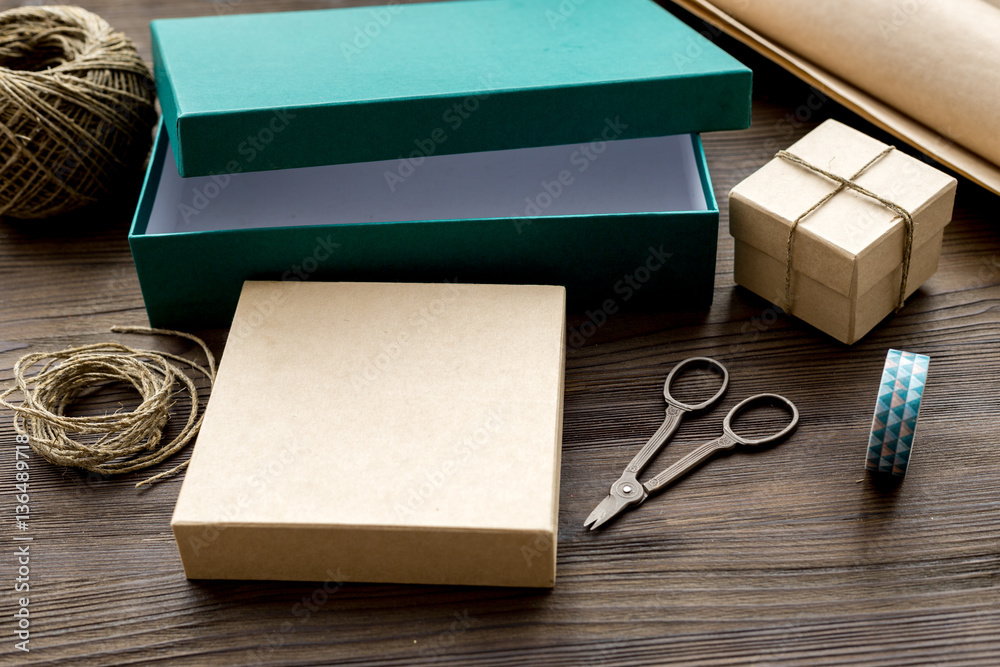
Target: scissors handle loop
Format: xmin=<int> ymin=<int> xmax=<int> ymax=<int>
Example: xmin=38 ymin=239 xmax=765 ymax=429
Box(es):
xmin=723 ymin=393 xmax=799 ymax=446
xmin=663 ymin=357 xmax=729 ymax=412
xmin=642 ymin=394 xmax=799 ymax=496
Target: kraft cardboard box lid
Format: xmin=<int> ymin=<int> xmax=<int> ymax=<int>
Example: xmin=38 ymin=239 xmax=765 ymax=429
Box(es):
xmin=151 ymin=0 xmax=751 ymax=177
xmin=170 ymin=281 xmax=566 ymax=587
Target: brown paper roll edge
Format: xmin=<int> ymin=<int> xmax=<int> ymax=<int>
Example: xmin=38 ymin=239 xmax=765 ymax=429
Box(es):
xmin=668 ymin=0 xmax=1000 ymax=197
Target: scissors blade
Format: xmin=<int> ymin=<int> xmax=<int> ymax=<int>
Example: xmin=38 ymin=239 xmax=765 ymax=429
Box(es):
xmin=583 ymin=494 xmax=633 ymax=531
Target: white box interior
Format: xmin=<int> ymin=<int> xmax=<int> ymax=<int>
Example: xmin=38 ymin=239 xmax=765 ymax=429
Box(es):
xmin=145 ymin=134 xmax=708 ymax=235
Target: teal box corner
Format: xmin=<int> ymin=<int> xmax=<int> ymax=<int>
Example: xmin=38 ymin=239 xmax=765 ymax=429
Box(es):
xmin=151 ymin=0 xmax=751 ymax=177
xmin=129 ymin=121 xmax=721 ymax=329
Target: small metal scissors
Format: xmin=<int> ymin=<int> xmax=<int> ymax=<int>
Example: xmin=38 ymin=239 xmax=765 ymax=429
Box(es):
xmin=584 ymin=357 xmax=799 ymax=530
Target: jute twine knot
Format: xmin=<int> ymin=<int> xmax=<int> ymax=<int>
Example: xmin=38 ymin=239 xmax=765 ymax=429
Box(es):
xmin=777 ymin=147 xmax=915 ymax=315
xmin=0 ymin=327 xmax=216 ymax=488
xmin=0 ymin=5 xmax=157 ymax=219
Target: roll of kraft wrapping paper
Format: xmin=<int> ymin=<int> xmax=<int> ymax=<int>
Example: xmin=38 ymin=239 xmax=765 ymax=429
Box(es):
xmin=708 ymin=0 xmax=1000 ymax=170
xmin=867 ymin=349 xmax=930 ymax=477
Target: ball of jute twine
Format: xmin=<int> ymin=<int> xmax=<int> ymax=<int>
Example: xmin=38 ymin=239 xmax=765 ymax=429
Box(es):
xmin=0 ymin=327 xmax=216 ymax=488
xmin=0 ymin=5 xmax=157 ymax=219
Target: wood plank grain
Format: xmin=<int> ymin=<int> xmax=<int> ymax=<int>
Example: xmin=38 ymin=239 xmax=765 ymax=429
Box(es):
xmin=1 ymin=1 xmax=998 ymax=665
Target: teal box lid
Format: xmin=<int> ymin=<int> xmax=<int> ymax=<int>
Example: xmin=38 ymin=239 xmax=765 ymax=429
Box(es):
xmin=151 ymin=0 xmax=751 ymax=177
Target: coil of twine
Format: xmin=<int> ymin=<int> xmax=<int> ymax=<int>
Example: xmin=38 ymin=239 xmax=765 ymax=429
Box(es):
xmin=0 ymin=5 xmax=157 ymax=219
xmin=0 ymin=327 xmax=216 ymax=488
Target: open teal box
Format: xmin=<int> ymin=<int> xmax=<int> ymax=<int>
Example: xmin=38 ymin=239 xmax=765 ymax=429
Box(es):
xmin=130 ymin=0 xmax=752 ymax=328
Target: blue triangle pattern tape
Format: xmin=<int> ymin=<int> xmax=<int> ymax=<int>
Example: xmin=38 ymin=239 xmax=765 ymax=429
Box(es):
xmin=865 ymin=348 xmax=930 ymax=477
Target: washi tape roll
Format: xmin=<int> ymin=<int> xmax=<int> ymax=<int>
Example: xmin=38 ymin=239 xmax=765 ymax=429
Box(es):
xmin=866 ymin=349 xmax=930 ymax=476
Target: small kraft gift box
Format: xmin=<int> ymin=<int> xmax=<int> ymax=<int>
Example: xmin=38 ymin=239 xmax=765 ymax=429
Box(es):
xmin=129 ymin=0 xmax=753 ymax=328
xmin=729 ymin=119 xmax=957 ymax=344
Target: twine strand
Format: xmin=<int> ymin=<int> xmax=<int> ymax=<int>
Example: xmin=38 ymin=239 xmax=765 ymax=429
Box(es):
xmin=0 ymin=327 xmax=216 ymax=488
xmin=777 ymin=146 xmax=915 ymax=314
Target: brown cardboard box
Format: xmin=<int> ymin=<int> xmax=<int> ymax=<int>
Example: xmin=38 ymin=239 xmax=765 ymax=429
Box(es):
xmin=171 ymin=281 xmax=566 ymax=587
xmin=730 ymin=120 xmax=957 ymax=344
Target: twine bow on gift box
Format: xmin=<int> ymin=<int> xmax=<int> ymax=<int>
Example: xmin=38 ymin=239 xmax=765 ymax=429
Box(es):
xmin=776 ymin=146 xmax=916 ymax=314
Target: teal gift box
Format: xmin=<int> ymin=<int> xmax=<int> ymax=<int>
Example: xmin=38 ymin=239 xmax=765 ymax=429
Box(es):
xmin=130 ymin=0 xmax=752 ymax=328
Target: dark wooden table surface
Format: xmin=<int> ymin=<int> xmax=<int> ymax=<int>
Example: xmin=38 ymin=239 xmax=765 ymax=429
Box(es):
xmin=2 ymin=1 xmax=998 ymax=665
